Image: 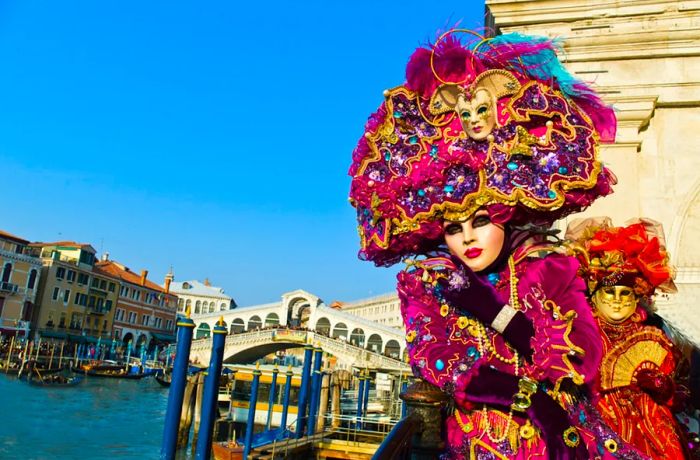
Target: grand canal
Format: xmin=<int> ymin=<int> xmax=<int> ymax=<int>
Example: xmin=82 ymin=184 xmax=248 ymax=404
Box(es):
xmin=0 ymin=373 xmax=187 ymax=459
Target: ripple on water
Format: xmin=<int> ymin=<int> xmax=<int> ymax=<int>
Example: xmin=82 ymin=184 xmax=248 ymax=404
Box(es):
xmin=0 ymin=373 xmax=191 ymax=459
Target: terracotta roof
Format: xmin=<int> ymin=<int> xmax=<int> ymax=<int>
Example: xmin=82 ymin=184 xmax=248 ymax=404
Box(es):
xmin=0 ymin=230 xmax=30 ymax=245
xmin=95 ymin=260 xmax=166 ymax=293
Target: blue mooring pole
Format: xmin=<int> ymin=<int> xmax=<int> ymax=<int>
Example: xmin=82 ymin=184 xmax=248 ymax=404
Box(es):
xmin=295 ymin=344 xmax=314 ymax=438
xmin=195 ymin=318 xmax=227 ymax=460
xmin=265 ymin=366 xmax=279 ymax=430
xmin=355 ymin=371 xmax=366 ymax=428
xmin=160 ymin=314 xmax=195 ymax=460
xmin=400 ymin=380 xmax=408 ymax=419
xmin=362 ymin=370 xmax=371 ymax=426
xmin=306 ymin=346 xmax=323 ymax=436
xmin=279 ymin=365 xmax=293 ymax=434
xmin=243 ymin=363 xmax=262 ymax=459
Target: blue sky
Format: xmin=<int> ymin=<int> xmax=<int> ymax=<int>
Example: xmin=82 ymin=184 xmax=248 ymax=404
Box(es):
xmin=0 ymin=1 xmax=484 ymax=306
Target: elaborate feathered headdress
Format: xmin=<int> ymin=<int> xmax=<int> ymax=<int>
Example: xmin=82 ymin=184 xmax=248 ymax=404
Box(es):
xmin=349 ymin=30 xmax=617 ymax=266
xmin=565 ymin=217 xmax=676 ymax=297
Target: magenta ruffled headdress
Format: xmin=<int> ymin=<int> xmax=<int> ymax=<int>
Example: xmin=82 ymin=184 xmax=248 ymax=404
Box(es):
xmin=349 ymin=30 xmax=617 ymax=266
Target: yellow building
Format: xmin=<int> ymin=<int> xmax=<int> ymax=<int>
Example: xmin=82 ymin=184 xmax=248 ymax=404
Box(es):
xmin=30 ymin=242 xmax=120 ymax=342
xmin=0 ymin=230 xmax=42 ymax=337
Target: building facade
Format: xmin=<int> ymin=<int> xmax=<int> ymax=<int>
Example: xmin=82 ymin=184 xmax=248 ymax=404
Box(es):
xmin=96 ymin=259 xmax=178 ymax=350
xmin=486 ymin=0 xmax=700 ymax=343
xmin=0 ymin=230 xmax=42 ymax=337
xmin=30 ymin=242 xmax=119 ymax=342
xmin=169 ymin=278 xmax=236 ymax=338
xmin=338 ymin=293 xmax=402 ymax=329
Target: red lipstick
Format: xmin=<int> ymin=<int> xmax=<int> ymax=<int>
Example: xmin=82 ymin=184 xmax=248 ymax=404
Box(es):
xmin=464 ymin=248 xmax=482 ymax=259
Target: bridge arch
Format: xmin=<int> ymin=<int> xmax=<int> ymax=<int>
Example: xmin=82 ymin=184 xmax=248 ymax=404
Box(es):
xmin=315 ymin=317 xmax=331 ymax=336
xmin=230 ymin=318 xmax=245 ymax=334
xmin=332 ymin=322 xmax=348 ymax=340
xmin=248 ymin=315 xmax=262 ymax=331
xmin=350 ymin=328 xmax=365 ymax=347
xmin=366 ymin=334 xmax=382 ymax=353
xmin=385 ymin=339 xmax=400 ymax=359
xmin=265 ymin=313 xmax=280 ymax=327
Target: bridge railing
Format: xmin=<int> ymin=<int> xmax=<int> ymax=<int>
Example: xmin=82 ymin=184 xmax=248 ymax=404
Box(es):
xmin=189 ymin=327 xmax=410 ymax=371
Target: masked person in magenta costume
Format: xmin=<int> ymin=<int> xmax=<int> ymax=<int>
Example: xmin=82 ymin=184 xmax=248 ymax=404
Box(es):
xmin=348 ymin=30 xmax=647 ymax=459
xmin=566 ymin=218 xmax=696 ymax=459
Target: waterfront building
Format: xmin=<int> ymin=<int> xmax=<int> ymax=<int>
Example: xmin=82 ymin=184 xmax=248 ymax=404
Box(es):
xmin=169 ymin=276 xmax=236 ymax=324
xmin=337 ymin=293 xmax=402 ymax=330
xmin=96 ymin=258 xmax=178 ymax=350
xmin=0 ymin=230 xmax=42 ymax=337
xmin=485 ymin=0 xmax=700 ymax=345
xmin=29 ymin=242 xmax=120 ymax=342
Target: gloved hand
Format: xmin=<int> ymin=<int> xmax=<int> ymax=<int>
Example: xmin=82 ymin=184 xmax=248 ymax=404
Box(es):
xmin=527 ymin=389 xmax=588 ymax=460
xmin=442 ymin=256 xmax=534 ymax=358
xmin=635 ymin=368 xmax=674 ymax=405
xmin=464 ymin=366 xmax=587 ymax=460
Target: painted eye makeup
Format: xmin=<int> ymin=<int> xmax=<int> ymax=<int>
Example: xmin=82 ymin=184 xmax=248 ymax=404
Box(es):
xmin=461 ymin=111 xmax=471 ymax=121
xmin=477 ymin=105 xmax=488 ymax=115
xmin=443 ymin=223 xmax=462 ymax=235
xmin=471 ymin=214 xmax=491 ymax=228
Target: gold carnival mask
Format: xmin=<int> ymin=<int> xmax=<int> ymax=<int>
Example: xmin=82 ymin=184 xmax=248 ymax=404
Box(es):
xmin=429 ymin=69 xmax=521 ymax=141
xmin=592 ymin=285 xmax=638 ymax=324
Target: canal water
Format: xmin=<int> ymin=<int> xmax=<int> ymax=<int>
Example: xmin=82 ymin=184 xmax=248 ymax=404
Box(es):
xmin=0 ymin=373 xmax=189 ymax=459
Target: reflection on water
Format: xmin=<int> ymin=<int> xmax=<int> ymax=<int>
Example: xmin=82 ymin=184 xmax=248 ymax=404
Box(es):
xmin=0 ymin=373 xmax=189 ymax=459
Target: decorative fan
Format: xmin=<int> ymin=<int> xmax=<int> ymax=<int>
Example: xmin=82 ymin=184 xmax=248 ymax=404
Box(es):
xmin=599 ymin=329 xmax=672 ymax=390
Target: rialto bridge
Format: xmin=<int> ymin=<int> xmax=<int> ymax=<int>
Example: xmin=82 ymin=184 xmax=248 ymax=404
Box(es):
xmin=188 ymin=289 xmax=409 ymax=371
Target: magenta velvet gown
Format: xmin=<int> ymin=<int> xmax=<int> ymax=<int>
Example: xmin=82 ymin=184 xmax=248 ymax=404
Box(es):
xmin=398 ymin=250 xmax=648 ymax=459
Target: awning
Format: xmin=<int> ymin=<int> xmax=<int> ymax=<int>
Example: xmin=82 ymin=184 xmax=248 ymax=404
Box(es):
xmin=39 ymin=330 xmax=67 ymax=340
xmin=151 ymin=332 xmax=176 ymax=343
xmin=66 ymin=334 xmax=87 ymax=343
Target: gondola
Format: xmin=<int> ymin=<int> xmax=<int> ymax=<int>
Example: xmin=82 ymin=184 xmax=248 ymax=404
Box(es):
xmin=154 ymin=373 xmax=171 ymax=387
xmin=78 ymin=368 xmax=147 ymax=379
xmin=27 ymin=367 xmax=83 ymax=387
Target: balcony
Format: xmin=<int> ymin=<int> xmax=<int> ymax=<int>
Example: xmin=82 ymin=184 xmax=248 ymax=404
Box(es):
xmin=0 ymin=282 xmax=19 ymax=295
xmin=0 ymin=318 xmax=30 ymax=332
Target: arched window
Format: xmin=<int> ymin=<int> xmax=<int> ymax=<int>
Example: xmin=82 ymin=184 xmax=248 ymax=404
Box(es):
xmin=367 ymin=334 xmax=383 ymax=353
xmin=385 ymin=340 xmax=401 ymax=359
xmin=196 ymin=323 xmax=211 ymax=339
xmin=220 ymin=302 xmax=227 ymax=311
xmin=247 ymin=316 xmax=262 ymax=331
xmin=209 ymin=302 xmax=215 ymax=313
xmin=195 ymin=300 xmax=201 ymax=314
xmin=2 ymin=263 xmax=12 ymax=283
xmin=264 ymin=313 xmax=280 ymax=327
xmin=185 ymin=299 xmax=192 ymax=313
xmin=230 ymin=318 xmax=245 ymax=334
xmin=315 ymin=317 xmax=331 ymax=336
xmin=27 ymin=269 xmax=38 ymax=290
xmin=332 ymin=322 xmax=348 ymax=340
xmin=350 ymin=328 xmax=365 ymax=347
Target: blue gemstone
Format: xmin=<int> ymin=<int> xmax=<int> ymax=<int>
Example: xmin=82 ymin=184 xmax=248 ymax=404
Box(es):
xmin=393 ymin=111 xmax=402 ymax=118
xmin=467 ymin=347 xmax=479 ymax=358
xmin=435 ymin=359 xmax=445 ymax=371
xmin=579 ymin=410 xmax=586 ymax=424
xmin=507 ymin=162 xmax=518 ymax=171
xmin=558 ymin=166 xmax=568 ymax=174
xmin=548 ymin=190 xmax=557 ymax=199
xmin=430 ymin=145 xmax=439 ymax=155
xmin=487 ymin=273 xmax=500 ymax=285
xmin=443 ymin=185 xmax=454 ymax=193
xmin=417 ymin=189 xmax=425 ymax=197
xmin=384 ymin=153 xmax=391 ymax=161
xmin=409 ymin=136 xmax=418 ymax=144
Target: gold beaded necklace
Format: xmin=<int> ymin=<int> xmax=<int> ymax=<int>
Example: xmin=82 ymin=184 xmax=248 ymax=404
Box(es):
xmin=473 ymin=255 xmax=521 ymax=445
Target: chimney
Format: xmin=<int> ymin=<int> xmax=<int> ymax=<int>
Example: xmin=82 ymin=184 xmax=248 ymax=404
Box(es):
xmin=203 ymin=278 xmax=211 ymax=287
xmin=164 ymin=268 xmax=174 ymax=294
xmin=140 ymin=269 xmax=148 ymax=286
xmin=101 ymin=252 xmax=109 ymax=262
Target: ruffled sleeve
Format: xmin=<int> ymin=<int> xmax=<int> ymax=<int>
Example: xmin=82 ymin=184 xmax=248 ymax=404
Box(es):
xmin=397 ymin=262 xmax=485 ymax=410
xmin=521 ymin=254 xmax=603 ymax=390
